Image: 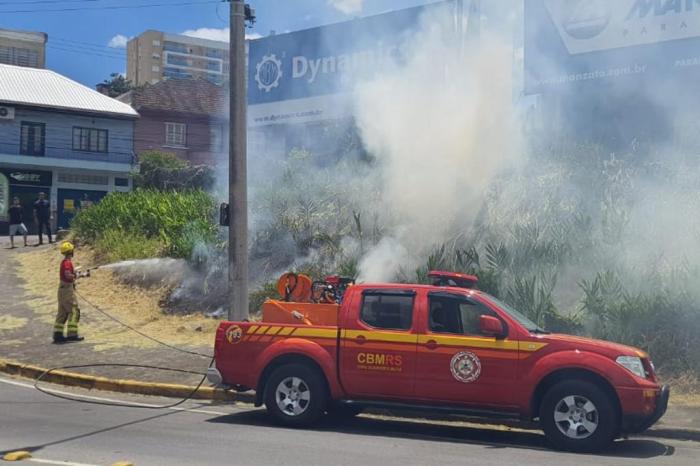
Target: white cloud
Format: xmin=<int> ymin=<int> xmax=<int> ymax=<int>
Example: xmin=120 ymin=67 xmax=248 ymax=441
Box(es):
xmin=107 ymin=34 xmax=129 ymax=49
xmin=327 ymin=0 xmax=364 ymax=15
xmin=181 ymin=27 xmax=262 ymax=42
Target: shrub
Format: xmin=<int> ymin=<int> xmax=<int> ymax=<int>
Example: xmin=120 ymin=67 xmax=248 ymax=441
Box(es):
xmin=134 ymin=150 xmax=214 ymax=191
xmin=72 ymin=189 xmax=217 ymax=259
xmin=94 ymin=229 xmax=164 ymax=263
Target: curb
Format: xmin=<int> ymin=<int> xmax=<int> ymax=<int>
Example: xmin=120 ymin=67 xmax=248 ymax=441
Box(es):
xmin=3 ymin=359 xmax=699 ymax=443
xmin=642 ymin=427 xmax=700 ymax=443
xmin=0 ymin=359 xmax=255 ymax=403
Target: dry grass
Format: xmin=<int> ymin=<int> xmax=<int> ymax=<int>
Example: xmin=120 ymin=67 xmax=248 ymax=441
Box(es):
xmin=15 ymin=245 xmax=217 ymax=352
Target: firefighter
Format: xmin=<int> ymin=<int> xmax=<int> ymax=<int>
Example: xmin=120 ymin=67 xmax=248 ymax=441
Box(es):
xmin=54 ymin=242 xmax=84 ymax=344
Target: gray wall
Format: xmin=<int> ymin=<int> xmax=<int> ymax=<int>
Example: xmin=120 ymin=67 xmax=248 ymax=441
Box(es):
xmin=0 ymin=107 xmax=134 ymax=164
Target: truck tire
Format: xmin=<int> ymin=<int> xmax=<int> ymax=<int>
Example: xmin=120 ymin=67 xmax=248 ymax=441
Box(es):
xmin=264 ymin=363 xmax=328 ymax=427
xmin=540 ymin=380 xmax=619 ymax=452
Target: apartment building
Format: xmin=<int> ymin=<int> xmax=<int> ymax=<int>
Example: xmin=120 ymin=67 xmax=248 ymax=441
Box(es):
xmin=0 ymin=28 xmax=47 ymax=68
xmin=127 ymin=30 xmax=229 ymax=86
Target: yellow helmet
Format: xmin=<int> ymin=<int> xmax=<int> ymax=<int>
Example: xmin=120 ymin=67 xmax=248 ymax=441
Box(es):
xmin=60 ymin=242 xmax=75 ymax=255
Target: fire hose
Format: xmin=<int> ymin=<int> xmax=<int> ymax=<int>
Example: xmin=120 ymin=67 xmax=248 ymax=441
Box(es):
xmin=33 ymin=276 xmax=218 ymax=409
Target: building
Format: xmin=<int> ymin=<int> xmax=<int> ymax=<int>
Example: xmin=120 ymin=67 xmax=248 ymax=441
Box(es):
xmin=523 ymin=0 xmax=700 ymax=149
xmin=117 ymin=78 xmax=227 ymax=166
xmin=0 ymin=63 xmax=139 ymax=234
xmin=127 ymin=30 xmax=229 ymax=87
xmin=0 ymin=28 xmax=47 ymax=69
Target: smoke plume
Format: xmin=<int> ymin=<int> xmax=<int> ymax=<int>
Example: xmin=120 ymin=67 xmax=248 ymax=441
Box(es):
xmin=353 ymin=8 xmax=520 ymax=281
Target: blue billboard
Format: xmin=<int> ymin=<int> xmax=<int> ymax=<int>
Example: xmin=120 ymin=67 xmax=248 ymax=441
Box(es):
xmin=248 ymin=3 xmax=450 ymax=106
xmin=524 ymin=0 xmax=700 ymax=94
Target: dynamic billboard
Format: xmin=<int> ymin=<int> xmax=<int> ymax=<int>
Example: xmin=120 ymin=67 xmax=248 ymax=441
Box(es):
xmin=524 ymin=0 xmax=700 ymax=94
xmin=247 ymin=2 xmax=452 ymax=126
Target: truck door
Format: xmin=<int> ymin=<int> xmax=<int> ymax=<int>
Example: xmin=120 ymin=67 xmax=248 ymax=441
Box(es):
xmin=339 ymin=289 xmax=418 ymax=399
xmin=413 ymin=292 xmax=519 ymax=408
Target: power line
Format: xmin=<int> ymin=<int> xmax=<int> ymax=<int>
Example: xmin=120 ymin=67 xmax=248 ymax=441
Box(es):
xmin=0 ymin=0 xmax=220 ymax=14
xmin=52 ymin=36 xmax=127 ymax=53
xmin=48 ymin=44 xmax=126 ymax=60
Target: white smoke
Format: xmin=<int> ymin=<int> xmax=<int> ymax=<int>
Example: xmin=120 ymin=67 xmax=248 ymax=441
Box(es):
xmin=354 ymin=8 xmax=520 ymax=281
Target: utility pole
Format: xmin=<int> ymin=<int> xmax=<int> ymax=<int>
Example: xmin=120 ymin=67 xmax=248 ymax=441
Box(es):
xmin=228 ymin=0 xmax=253 ymax=320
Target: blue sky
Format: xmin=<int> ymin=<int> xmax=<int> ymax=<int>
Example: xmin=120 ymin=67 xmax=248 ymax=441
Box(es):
xmin=0 ymin=0 xmax=435 ymax=87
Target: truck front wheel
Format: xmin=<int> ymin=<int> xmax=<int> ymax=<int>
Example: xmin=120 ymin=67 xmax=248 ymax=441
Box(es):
xmin=540 ymin=380 xmax=619 ymax=452
xmin=264 ymin=363 xmax=328 ymax=427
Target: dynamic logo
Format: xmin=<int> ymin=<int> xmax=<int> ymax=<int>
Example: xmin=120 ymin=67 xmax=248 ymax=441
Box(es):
xmin=255 ymin=54 xmax=283 ymax=92
xmin=561 ymin=0 xmax=611 ymax=40
xmin=225 ymin=325 xmax=244 ymax=344
xmin=450 ymin=351 xmax=481 ymax=383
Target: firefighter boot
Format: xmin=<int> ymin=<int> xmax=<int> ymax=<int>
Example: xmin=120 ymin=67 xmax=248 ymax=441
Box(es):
xmin=66 ymin=335 xmax=85 ymax=342
xmin=53 ymin=332 xmax=66 ymax=344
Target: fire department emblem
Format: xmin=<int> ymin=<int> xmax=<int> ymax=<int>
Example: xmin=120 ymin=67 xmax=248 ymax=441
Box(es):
xmin=225 ymin=325 xmax=244 ymax=344
xmin=450 ymin=351 xmax=481 ymax=383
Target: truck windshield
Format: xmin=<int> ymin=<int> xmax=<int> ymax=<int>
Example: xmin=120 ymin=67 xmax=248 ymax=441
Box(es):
xmin=482 ymin=294 xmax=548 ymax=334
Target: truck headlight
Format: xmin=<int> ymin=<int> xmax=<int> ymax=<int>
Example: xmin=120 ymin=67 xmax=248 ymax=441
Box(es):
xmin=616 ymin=356 xmax=646 ymax=378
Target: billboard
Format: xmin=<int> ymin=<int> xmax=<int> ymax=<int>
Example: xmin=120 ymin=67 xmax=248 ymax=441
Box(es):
xmin=524 ymin=0 xmax=700 ymax=94
xmin=248 ymin=2 xmax=451 ymax=126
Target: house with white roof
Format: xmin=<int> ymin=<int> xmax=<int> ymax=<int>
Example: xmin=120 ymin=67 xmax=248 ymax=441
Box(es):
xmin=0 ymin=63 xmax=139 ymax=233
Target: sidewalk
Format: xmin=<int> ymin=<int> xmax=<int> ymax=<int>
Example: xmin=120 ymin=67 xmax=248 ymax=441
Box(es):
xmin=0 ymin=236 xmax=211 ymax=385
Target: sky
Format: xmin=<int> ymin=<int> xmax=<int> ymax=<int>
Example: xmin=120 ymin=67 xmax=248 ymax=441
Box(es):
xmin=0 ymin=0 xmax=438 ymax=87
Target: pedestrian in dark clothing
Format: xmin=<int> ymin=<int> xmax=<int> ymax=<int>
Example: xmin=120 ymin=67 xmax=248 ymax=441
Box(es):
xmin=8 ymin=197 xmax=28 ymax=248
xmin=33 ymin=192 xmax=52 ymax=245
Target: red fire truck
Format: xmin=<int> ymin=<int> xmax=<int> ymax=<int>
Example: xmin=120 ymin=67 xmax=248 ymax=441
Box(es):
xmin=209 ymin=271 xmax=669 ymax=452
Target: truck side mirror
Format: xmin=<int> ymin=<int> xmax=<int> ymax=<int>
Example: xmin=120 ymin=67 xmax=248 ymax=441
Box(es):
xmin=480 ymin=315 xmax=505 ymax=338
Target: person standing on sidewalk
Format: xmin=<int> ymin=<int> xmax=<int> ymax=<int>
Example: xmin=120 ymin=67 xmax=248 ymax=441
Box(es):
xmin=54 ymin=242 xmax=84 ymax=344
xmin=8 ymin=197 xmax=28 ymax=248
xmin=33 ymin=192 xmax=52 ymax=245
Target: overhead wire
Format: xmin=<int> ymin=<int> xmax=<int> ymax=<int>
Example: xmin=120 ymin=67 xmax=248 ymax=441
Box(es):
xmin=0 ymin=0 xmax=221 ymax=14
xmin=33 ymin=285 xmax=220 ymax=409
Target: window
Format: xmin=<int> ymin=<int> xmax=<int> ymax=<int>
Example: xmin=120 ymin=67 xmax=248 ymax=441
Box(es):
xmin=20 ymin=122 xmax=45 ymax=156
xmin=165 ymin=122 xmax=186 ymax=147
xmin=114 ymin=177 xmax=129 ymax=187
xmin=152 ymin=40 xmax=161 ymax=47
xmin=57 ymin=173 xmax=108 ymax=185
xmin=152 ymin=65 xmax=160 ymax=72
xmin=72 ymin=127 xmax=108 ymax=153
xmin=210 ymin=125 xmax=224 ymax=150
xmin=360 ymin=292 xmax=414 ymax=330
xmin=428 ymin=294 xmax=499 ymax=336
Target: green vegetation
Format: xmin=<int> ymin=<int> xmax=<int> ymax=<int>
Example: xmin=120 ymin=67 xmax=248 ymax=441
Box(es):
xmin=134 ymin=150 xmax=214 ymax=191
xmin=72 ymin=189 xmax=217 ymax=260
xmin=247 ymin=141 xmax=700 ymax=377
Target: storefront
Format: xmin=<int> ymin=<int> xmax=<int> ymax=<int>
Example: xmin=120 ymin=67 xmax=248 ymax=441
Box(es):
xmin=0 ymin=168 xmax=52 ymax=235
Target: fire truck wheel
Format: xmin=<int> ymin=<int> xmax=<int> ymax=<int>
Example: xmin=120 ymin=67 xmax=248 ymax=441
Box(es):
xmin=540 ymin=380 xmax=619 ymax=452
xmin=264 ymin=363 xmax=328 ymax=427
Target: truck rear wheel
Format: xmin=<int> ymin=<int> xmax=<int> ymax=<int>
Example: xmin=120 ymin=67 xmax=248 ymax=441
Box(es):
xmin=540 ymin=380 xmax=618 ymax=452
xmin=264 ymin=363 xmax=327 ymax=427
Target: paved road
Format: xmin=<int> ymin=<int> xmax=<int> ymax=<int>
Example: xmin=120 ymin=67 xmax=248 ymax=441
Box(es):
xmin=1 ymin=376 xmax=698 ymax=466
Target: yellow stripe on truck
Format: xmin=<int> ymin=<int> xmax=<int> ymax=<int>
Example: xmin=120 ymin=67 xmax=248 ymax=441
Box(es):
xmin=344 ymin=330 xmax=418 ymax=344
xmin=291 ymin=328 xmax=338 ymax=339
xmin=417 ymin=334 xmax=519 ymax=350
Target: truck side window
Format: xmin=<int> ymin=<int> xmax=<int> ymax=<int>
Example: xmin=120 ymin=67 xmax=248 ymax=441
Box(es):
xmin=429 ymin=295 xmax=497 ymax=336
xmin=360 ymin=294 xmax=414 ymax=330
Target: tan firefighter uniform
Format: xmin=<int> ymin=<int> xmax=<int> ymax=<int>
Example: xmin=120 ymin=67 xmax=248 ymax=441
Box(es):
xmin=54 ymin=242 xmax=83 ymax=343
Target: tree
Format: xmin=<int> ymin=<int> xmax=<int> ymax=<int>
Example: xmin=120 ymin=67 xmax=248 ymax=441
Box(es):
xmin=98 ymin=73 xmax=135 ymax=98
xmin=134 ymin=151 xmax=214 ymax=191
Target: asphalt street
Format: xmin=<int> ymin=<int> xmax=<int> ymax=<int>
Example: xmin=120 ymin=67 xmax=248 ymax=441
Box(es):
xmin=1 ymin=375 xmax=698 ymax=466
